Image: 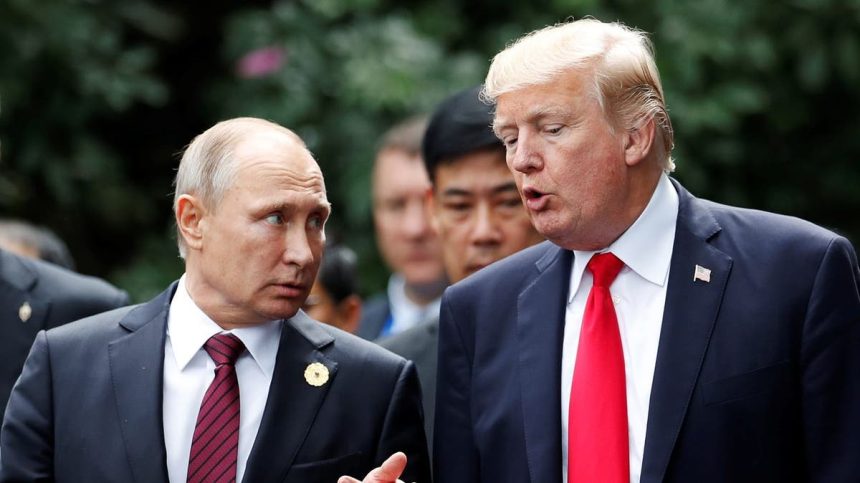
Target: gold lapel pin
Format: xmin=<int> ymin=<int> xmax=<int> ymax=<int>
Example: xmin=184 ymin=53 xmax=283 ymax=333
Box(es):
xmin=304 ymin=362 xmax=329 ymax=387
xmin=19 ymin=302 xmax=32 ymax=322
xmin=693 ymin=264 xmax=712 ymax=283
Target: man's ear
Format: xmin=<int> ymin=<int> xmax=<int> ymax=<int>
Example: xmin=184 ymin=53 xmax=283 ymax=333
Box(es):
xmin=624 ymin=117 xmax=656 ymax=167
xmin=424 ymin=186 xmax=441 ymax=234
xmin=176 ymin=194 xmax=206 ymax=252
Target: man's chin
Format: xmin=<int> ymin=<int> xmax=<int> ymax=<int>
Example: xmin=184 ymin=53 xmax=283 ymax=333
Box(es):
xmin=258 ymin=303 xmax=301 ymax=322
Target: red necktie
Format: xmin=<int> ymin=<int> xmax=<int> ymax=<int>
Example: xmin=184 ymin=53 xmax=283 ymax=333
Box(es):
xmin=568 ymin=252 xmax=629 ymax=483
xmin=187 ymin=333 xmax=245 ymax=483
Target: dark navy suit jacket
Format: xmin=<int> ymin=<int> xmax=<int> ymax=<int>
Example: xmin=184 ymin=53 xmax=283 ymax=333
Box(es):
xmin=434 ymin=181 xmax=860 ymax=483
xmin=1 ymin=283 xmax=430 ymax=483
xmin=0 ymin=249 xmax=128 ymax=414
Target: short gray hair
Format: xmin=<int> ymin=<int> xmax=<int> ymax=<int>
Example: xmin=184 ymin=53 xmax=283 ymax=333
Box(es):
xmin=484 ymin=18 xmax=675 ymax=172
xmin=173 ymin=117 xmax=305 ymax=258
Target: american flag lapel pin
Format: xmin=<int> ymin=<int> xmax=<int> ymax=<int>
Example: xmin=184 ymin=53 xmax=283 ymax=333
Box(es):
xmin=693 ymin=265 xmax=711 ymax=283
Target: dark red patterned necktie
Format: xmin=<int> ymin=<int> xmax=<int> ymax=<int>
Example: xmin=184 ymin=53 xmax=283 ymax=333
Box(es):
xmin=187 ymin=333 xmax=245 ymax=483
xmin=568 ymin=252 xmax=629 ymax=483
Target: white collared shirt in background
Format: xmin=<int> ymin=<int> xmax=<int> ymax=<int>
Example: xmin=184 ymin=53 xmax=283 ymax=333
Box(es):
xmin=163 ymin=275 xmax=282 ymax=483
xmin=386 ymin=273 xmax=442 ymax=335
xmin=561 ymin=174 xmax=679 ymax=483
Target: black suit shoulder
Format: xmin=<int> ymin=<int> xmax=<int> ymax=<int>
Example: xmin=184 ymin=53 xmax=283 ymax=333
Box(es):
xmin=18 ymin=254 xmax=130 ymax=324
xmin=689 ymin=196 xmax=855 ymax=290
xmin=45 ymin=304 xmax=141 ymax=346
xmin=310 ymin=316 xmax=402 ymax=359
xmin=699 ymin=198 xmax=844 ymax=248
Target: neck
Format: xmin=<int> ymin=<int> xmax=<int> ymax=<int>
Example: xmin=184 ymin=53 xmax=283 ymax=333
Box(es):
xmin=403 ymin=277 xmax=448 ymax=305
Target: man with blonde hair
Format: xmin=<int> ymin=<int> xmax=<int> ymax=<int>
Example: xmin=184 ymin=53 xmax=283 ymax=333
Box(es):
xmin=426 ymin=18 xmax=858 ymax=483
xmin=2 ymin=117 xmax=430 ymax=482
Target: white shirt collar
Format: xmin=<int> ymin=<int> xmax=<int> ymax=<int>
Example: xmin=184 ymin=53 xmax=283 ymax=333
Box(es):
xmin=386 ymin=273 xmax=442 ymax=328
xmin=167 ymin=274 xmax=282 ymax=377
xmin=568 ymin=174 xmax=679 ymax=303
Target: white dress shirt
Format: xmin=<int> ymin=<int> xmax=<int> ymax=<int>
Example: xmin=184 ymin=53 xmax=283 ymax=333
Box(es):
xmin=561 ymin=174 xmax=679 ymax=483
xmin=386 ymin=273 xmax=442 ymax=335
xmin=163 ymin=275 xmax=282 ymax=483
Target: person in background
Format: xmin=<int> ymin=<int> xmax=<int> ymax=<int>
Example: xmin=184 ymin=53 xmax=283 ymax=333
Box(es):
xmin=380 ymin=85 xmax=543 ymax=449
xmin=0 ymin=246 xmax=129 ymax=414
xmin=0 ymin=218 xmax=76 ymax=270
xmin=1 ymin=117 xmax=430 ymax=483
xmin=359 ymin=116 xmax=447 ymax=340
xmin=303 ymin=243 xmax=363 ymax=334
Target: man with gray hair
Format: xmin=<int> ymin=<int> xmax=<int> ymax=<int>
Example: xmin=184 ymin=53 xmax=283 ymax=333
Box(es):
xmin=1 ymin=117 xmax=430 ymax=482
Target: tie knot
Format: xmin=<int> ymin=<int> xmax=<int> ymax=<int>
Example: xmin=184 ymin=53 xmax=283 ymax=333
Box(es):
xmin=587 ymin=252 xmax=624 ymax=288
xmin=203 ymin=333 xmax=245 ymax=367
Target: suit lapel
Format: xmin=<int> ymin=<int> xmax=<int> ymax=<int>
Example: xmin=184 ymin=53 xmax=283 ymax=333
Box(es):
xmin=242 ymin=311 xmax=337 ymax=483
xmin=517 ymin=245 xmax=572 ymax=483
xmin=108 ymin=284 xmax=175 ymax=483
xmin=640 ymin=182 xmax=732 ymax=483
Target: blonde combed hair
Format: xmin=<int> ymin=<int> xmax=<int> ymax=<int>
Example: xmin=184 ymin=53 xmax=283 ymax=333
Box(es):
xmin=483 ymin=18 xmax=675 ymax=172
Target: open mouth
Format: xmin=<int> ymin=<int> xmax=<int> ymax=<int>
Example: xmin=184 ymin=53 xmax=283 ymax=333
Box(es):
xmin=522 ymin=187 xmax=549 ymax=210
xmin=523 ymin=187 xmax=545 ymax=200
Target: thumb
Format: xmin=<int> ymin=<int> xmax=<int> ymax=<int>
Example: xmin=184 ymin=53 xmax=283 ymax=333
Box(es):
xmin=374 ymin=452 xmax=407 ymax=481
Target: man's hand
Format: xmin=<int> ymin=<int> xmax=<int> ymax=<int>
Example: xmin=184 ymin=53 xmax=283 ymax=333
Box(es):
xmin=338 ymin=452 xmax=407 ymax=483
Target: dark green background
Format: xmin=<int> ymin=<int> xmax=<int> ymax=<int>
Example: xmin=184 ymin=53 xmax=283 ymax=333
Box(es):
xmin=1 ymin=0 xmax=858 ymax=301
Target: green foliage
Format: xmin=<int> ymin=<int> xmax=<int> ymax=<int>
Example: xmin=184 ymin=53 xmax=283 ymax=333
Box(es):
xmin=0 ymin=0 xmax=858 ymax=300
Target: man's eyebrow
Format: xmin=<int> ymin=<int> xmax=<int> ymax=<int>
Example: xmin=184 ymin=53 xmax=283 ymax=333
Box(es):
xmin=491 ymin=182 xmax=519 ymax=195
xmin=493 ymin=106 xmax=571 ymax=136
xmin=441 ymin=187 xmax=473 ymax=197
xmin=492 ymin=119 xmax=511 ymax=137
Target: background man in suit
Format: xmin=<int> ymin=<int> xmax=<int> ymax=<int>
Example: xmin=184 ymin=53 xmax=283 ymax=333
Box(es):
xmin=359 ymin=116 xmax=448 ymax=340
xmin=380 ymin=85 xmax=542 ymax=448
xmin=0 ymin=247 xmax=128 ymax=414
xmin=433 ymin=19 xmax=860 ymax=483
xmin=1 ymin=117 xmax=430 ymax=483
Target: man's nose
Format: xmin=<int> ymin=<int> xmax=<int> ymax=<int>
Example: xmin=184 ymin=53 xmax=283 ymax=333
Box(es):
xmin=283 ymin=226 xmax=315 ymax=268
xmin=508 ymin=132 xmax=543 ymax=174
xmin=470 ymin=202 xmax=501 ymax=246
xmin=401 ymin=199 xmax=432 ymax=239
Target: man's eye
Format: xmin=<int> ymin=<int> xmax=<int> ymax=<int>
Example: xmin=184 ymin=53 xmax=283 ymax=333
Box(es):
xmin=500 ymin=198 xmax=523 ymax=208
xmin=503 ymin=137 xmax=518 ymax=149
xmin=308 ymin=215 xmax=325 ymax=230
xmin=384 ymin=199 xmax=406 ymax=212
xmin=544 ymin=125 xmax=563 ymax=135
xmin=265 ymin=214 xmax=284 ymax=225
xmin=444 ymin=202 xmax=471 ymax=212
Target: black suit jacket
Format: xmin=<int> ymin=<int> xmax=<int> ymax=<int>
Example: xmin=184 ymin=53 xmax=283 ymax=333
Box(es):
xmin=0 ymin=249 xmax=128 ymax=413
xmin=1 ymin=283 xmax=431 ymax=483
xmin=380 ymin=318 xmax=439 ymax=450
xmin=434 ymin=180 xmax=860 ymax=483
